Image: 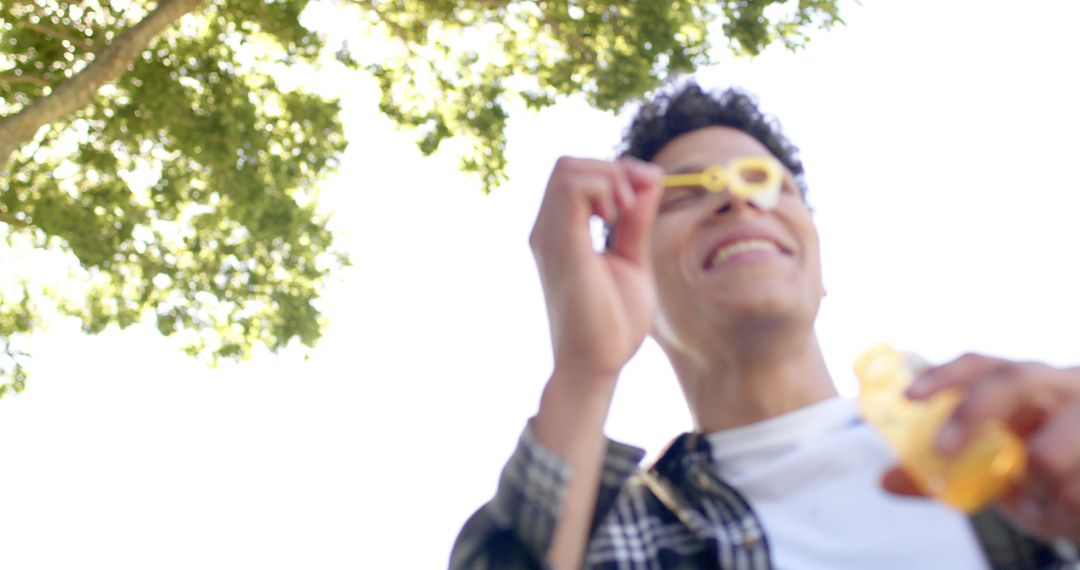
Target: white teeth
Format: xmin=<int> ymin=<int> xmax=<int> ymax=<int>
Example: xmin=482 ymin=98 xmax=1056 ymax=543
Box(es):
xmin=711 ymin=239 xmax=779 ymax=266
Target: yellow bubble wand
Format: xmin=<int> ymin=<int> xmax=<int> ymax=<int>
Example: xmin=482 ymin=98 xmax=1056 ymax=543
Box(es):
xmin=661 ymin=155 xmax=785 ymax=210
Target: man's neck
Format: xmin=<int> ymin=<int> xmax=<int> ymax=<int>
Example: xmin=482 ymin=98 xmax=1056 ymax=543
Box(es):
xmin=665 ymin=329 xmax=837 ymax=433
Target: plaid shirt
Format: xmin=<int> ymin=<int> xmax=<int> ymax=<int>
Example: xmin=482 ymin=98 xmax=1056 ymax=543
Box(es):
xmin=451 ymin=422 xmax=1080 ymax=570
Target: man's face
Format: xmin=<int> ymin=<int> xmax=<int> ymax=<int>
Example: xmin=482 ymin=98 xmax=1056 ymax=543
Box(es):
xmin=648 ymin=126 xmax=824 ymax=349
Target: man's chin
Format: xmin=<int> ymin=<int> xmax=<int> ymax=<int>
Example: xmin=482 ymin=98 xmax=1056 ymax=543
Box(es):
xmin=707 ymin=293 xmax=813 ymax=331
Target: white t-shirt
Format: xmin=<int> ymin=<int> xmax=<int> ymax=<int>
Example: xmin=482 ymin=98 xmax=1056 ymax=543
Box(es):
xmin=705 ymin=397 xmax=990 ymax=570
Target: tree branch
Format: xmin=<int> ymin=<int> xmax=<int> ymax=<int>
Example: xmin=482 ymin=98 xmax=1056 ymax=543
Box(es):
xmin=0 ymin=73 xmax=51 ymax=87
xmin=21 ymin=20 xmax=97 ymax=50
xmin=361 ymin=0 xmax=419 ymax=58
xmin=0 ymin=0 xmax=205 ymax=171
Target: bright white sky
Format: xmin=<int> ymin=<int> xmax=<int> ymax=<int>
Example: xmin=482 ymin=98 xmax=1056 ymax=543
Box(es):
xmin=2 ymin=0 xmax=1079 ymax=568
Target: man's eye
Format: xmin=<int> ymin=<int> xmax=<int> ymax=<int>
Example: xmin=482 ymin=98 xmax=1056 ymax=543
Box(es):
xmin=660 ymin=188 xmax=702 ymax=211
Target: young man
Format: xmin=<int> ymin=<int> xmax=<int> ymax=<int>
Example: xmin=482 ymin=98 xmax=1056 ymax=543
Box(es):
xmin=450 ymin=83 xmax=1080 ymax=569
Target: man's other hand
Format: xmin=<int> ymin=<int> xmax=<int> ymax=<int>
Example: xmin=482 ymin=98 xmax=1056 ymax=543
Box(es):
xmin=882 ymin=354 xmax=1080 ymax=542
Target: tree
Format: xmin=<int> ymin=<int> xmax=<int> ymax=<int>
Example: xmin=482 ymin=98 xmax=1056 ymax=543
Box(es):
xmin=0 ymin=0 xmax=845 ymax=396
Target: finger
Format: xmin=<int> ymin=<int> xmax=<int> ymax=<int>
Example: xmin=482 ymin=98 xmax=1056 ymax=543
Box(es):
xmin=607 ymin=161 xmax=637 ymax=213
xmin=609 ymin=159 xmax=663 ymax=265
xmin=1028 ymin=401 xmax=1080 ymax=478
xmin=907 ymin=353 xmax=1007 ymax=399
xmin=545 ymin=157 xmax=620 ymax=225
xmin=880 ymin=465 xmax=929 ymax=498
xmin=532 ymin=160 xmax=623 ymax=271
xmin=620 ymin=156 xmax=664 ymax=189
xmin=588 ymin=178 xmax=619 ymax=225
xmin=932 ymin=365 xmax=1028 ymax=455
xmin=934 ymin=363 xmax=1062 ymax=456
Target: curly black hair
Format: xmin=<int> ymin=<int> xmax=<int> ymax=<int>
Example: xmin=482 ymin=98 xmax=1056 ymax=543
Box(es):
xmin=619 ymin=81 xmax=808 ymax=199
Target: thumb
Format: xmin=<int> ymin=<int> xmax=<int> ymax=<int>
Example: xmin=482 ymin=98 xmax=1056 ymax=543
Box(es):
xmin=881 ymin=465 xmax=930 ymax=499
xmin=609 ymin=158 xmax=663 ymax=265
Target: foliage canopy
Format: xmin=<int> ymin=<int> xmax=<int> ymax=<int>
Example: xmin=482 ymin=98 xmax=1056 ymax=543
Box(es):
xmin=0 ymin=0 xmax=845 ymax=396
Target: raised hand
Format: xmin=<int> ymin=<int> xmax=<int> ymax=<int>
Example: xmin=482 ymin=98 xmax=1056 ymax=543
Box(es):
xmin=527 ymin=156 xmax=663 ymax=569
xmin=529 ymin=156 xmax=664 ymax=383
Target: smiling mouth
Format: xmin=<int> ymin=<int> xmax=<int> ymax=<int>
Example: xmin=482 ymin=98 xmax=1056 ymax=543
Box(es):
xmin=707 ymin=239 xmax=781 ymax=268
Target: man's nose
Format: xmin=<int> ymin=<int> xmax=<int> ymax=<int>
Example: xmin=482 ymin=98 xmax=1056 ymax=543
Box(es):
xmin=712 ymin=190 xmax=762 ymax=216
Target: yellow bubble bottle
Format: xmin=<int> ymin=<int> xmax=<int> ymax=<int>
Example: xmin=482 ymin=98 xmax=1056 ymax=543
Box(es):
xmin=853 ymin=343 xmax=1027 ymax=512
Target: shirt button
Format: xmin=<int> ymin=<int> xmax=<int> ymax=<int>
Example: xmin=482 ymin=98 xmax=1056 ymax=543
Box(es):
xmin=694 ymin=471 xmax=713 ymax=493
xmin=740 ymin=533 xmax=762 ymax=548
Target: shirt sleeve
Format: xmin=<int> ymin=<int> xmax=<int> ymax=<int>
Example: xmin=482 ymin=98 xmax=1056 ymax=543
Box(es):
xmin=449 ymin=420 xmax=645 ymax=569
xmin=969 ymin=508 xmax=1080 ymax=569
